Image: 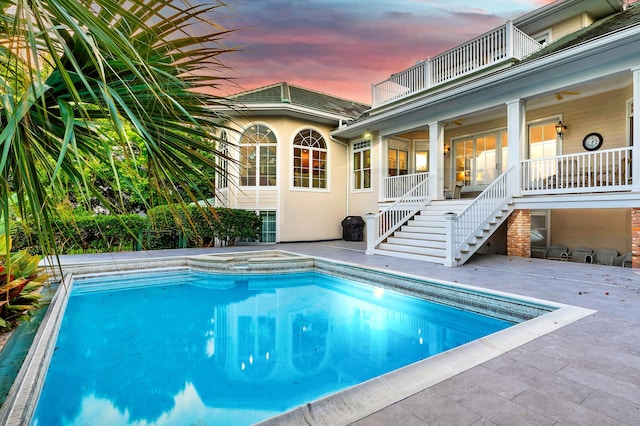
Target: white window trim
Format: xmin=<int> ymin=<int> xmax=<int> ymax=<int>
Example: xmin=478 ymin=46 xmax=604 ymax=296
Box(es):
xmin=527 ymin=115 xmax=563 ymax=156
xmin=290 ymin=127 xmax=330 ymax=192
xmin=239 ymin=122 xmax=279 ymax=189
xmin=352 ymin=138 xmax=372 ymax=192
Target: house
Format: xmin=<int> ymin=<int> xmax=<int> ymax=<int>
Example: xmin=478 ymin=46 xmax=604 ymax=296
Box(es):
xmin=213 ymin=82 xmax=369 ymax=243
xmin=331 ymin=0 xmax=640 ymax=268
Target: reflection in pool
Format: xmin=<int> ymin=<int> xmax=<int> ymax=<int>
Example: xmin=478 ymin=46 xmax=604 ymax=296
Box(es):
xmin=31 ymin=271 xmax=513 ymax=425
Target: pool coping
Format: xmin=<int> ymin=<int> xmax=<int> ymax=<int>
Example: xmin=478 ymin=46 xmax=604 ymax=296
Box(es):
xmin=0 ymin=250 xmax=596 ymax=425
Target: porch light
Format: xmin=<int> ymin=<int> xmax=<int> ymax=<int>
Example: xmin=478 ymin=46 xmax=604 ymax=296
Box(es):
xmin=443 ymin=144 xmax=451 ymax=156
xmin=555 ymin=120 xmax=567 ymax=139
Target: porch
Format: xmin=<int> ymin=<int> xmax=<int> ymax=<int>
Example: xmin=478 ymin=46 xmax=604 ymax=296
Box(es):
xmin=383 ymin=146 xmax=633 ymax=200
xmin=371 ymin=147 xmax=638 ymax=267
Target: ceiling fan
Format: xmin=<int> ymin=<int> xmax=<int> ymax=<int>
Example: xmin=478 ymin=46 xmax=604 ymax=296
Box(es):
xmin=554 ymin=91 xmax=580 ymax=100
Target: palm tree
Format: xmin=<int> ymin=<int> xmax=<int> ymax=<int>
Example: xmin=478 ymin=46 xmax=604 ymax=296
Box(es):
xmin=0 ymin=0 xmax=235 ymax=257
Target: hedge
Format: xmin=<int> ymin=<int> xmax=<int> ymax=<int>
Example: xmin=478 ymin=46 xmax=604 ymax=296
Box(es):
xmin=146 ymin=205 xmax=262 ymax=248
xmin=12 ymin=214 xmax=148 ymax=253
xmin=12 ymin=206 xmax=262 ymax=253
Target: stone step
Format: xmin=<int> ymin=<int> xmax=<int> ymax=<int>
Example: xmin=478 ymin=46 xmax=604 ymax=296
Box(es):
xmin=377 ymin=243 xmax=445 ymax=258
xmin=393 ymin=231 xmax=447 ymax=241
xmin=386 ymin=237 xmax=446 ymax=249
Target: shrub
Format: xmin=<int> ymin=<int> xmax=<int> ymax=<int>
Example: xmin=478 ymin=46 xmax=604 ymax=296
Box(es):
xmin=147 ymin=205 xmax=262 ymax=248
xmin=12 ymin=214 xmax=148 ymax=254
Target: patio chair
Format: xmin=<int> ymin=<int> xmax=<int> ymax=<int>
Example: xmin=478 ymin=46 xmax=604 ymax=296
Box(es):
xmin=547 ymin=244 xmax=569 ymax=260
xmin=613 ymin=252 xmax=632 ymax=268
xmin=568 ymin=247 xmax=593 ymax=263
xmin=444 ymin=180 xmax=464 ymax=199
xmin=593 ymin=248 xmax=619 ymax=265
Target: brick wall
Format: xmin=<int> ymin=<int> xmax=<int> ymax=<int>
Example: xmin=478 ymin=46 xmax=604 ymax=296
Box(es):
xmin=507 ymin=209 xmax=531 ymax=258
xmin=632 ymin=208 xmax=640 ymax=269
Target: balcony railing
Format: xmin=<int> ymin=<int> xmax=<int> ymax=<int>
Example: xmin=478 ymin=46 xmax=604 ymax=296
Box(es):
xmin=383 ymin=172 xmax=429 ymax=200
xmin=522 ymin=147 xmax=633 ymax=195
xmin=372 ymin=22 xmax=542 ymax=108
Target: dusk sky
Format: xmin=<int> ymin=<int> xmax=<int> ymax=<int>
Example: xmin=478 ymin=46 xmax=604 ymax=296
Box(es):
xmin=217 ymin=0 xmax=558 ymax=104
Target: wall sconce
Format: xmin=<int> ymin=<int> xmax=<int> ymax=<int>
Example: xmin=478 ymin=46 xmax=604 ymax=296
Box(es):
xmin=443 ymin=144 xmax=451 ymax=156
xmin=555 ymin=120 xmax=567 ymax=139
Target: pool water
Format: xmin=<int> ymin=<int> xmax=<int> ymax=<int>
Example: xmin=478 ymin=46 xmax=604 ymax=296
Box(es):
xmin=32 ymin=270 xmax=513 ymax=425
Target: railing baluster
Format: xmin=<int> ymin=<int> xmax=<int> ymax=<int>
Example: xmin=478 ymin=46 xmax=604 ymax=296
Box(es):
xmin=521 ymin=147 xmax=632 ymax=195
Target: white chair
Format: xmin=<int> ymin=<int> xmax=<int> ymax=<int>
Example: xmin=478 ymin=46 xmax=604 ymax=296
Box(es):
xmin=444 ymin=181 xmax=464 ymax=199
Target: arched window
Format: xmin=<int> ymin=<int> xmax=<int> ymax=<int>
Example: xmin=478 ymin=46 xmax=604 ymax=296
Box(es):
xmin=240 ymin=124 xmax=277 ymax=186
xmin=216 ymin=130 xmax=229 ymax=189
xmin=293 ymin=129 xmax=327 ymax=189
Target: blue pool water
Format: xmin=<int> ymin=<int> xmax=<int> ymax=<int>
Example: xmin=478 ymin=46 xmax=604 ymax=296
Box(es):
xmin=32 ymin=270 xmax=513 ymax=425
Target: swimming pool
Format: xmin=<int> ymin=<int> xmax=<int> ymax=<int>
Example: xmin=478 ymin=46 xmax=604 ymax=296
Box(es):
xmin=0 ymin=251 xmax=595 ymax=425
xmin=32 ymin=270 xmax=515 ymax=425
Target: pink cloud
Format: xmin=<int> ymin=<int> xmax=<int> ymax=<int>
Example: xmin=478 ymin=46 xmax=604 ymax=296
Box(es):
xmin=217 ymin=0 xmax=572 ymax=103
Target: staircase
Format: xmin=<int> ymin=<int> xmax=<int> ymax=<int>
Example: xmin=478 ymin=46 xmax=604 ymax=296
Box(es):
xmin=375 ymin=200 xmax=471 ymax=263
xmin=367 ymin=167 xmax=517 ymax=266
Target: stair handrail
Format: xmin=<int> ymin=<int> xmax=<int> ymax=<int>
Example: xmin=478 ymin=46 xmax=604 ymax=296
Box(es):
xmin=366 ymin=173 xmax=433 ymax=254
xmin=446 ymin=167 xmax=516 ymax=265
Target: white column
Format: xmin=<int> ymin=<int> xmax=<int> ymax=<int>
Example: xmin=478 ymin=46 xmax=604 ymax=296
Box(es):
xmin=632 ymin=68 xmax=640 ymax=191
xmin=377 ymin=134 xmax=385 ymax=201
xmin=429 ymin=122 xmax=444 ymax=199
xmin=506 ymin=99 xmax=526 ymax=196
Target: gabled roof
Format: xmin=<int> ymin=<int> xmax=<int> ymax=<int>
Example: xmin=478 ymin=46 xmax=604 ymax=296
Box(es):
xmin=230 ymin=82 xmax=369 ymax=121
xmin=523 ymin=1 xmax=640 ymax=62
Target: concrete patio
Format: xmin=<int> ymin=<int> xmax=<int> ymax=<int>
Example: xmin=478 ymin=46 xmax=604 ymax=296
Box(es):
xmin=39 ymin=241 xmax=640 ymax=425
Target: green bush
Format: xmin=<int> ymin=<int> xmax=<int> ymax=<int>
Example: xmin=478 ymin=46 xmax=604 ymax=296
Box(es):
xmin=147 ymin=205 xmax=262 ymax=248
xmin=12 ymin=214 xmax=148 ymax=254
xmin=11 ymin=206 xmax=261 ymax=253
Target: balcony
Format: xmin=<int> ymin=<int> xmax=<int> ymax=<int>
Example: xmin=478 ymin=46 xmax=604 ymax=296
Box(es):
xmin=371 ymin=22 xmax=542 ymax=108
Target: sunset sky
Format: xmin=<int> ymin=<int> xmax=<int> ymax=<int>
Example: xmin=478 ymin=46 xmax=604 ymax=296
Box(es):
xmin=218 ymin=0 xmax=559 ymax=104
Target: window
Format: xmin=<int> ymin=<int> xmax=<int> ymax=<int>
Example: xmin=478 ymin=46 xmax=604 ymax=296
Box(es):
xmin=259 ymin=211 xmax=276 ymax=243
xmin=532 ymin=29 xmax=551 ymax=46
xmin=353 ymin=140 xmax=371 ymax=190
xmin=453 ymin=131 xmax=507 ymax=187
xmin=415 ymin=150 xmax=429 ymax=172
xmin=216 ymin=130 xmax=229 ymax=189
xmin=293 ymin=129 xmax=327 ymax=189
xmin=529 ymin=121 xmax=559 ymax=159
xmin=240 ymin=124 xmax=277 ymax=186
xmin=530 ymin=209 xmax=549 ymax=254
xmin=388 ymin=148 xmax=408 ymax=176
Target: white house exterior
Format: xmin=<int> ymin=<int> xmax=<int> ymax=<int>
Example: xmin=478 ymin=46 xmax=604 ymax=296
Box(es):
xmin=332 ymin=0 xmax=640 ymax=268
xmin=214 ymin=82 xmax=369 ymax=243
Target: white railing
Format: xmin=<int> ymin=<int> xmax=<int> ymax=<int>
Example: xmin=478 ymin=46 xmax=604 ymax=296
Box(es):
xmin=446 ymin=167 xmax=516 ymax=266
xmin=372 ymin=62 xmax=427 ymax=107
xmin=383 ymin=172 xmax=430 ymax=200
xmin=366 ymin=174 xmax=433 ymax=254
xmin=522 ymin=147 xmax=633 ymax=194
xmin=371 ymin=22 xmax=541 ymax=108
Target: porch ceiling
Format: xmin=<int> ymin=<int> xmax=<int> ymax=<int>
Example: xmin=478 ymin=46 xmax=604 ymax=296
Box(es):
xmin=384 ymin=73 xmax=632 ymax=138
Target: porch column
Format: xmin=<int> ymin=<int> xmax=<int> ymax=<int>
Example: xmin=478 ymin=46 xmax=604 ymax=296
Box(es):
xmin=507 ymin=209 xmax=531 ymax=258
xmin=506 ymin=99 xmax=526 ymax=196
xmin=632 ymin=68 xmax=640 ymax=191
xmin=429 ymin=122 xmax=444 ymax=199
